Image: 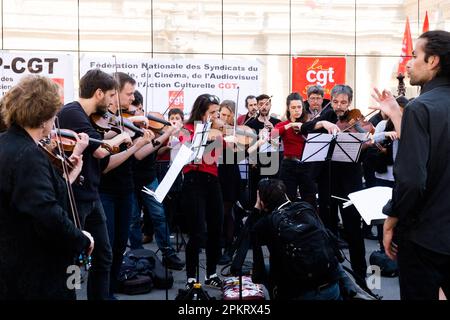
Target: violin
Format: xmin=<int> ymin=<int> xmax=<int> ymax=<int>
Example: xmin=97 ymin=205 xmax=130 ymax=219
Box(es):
xmin=210 ymin=118 xmax=257 ymax=147
xmin=335 ymin=109 xmax=390 ymax=152
xmin=222 ymin=124 xmax=257 ymax=146
xmin=336 ymin=109 xmax=375 ymax=134
xmin=90 ymin=111 xmax=145 ymax=139
xmin=52 ymin=128 xmax=120 ymax=154
xmin=145 ymin=112 xmax=171 ymax=135
xmin=39 ymin=139 xmax=84 ymax=186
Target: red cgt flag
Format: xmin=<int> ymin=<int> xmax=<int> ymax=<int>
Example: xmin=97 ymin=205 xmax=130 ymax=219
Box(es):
xmin=398 ymin=17 xmax=413 ymax=75
xmin=422 ymin=11 xmax=429 ymax=33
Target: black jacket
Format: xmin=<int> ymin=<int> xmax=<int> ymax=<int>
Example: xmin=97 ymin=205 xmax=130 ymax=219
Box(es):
xmin=0 ymin=125 xmax=90 ymax=299
xmin=384 ymin=77 xmax=450 ymax=255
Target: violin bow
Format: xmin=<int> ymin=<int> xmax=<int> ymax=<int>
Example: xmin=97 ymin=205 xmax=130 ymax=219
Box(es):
xmin=312 ymin=100 xmax=331 ymax=120
xmin=144 ymin=63 xmax=151 ymax=114
xmin=162 ymin=86 xmax=184 ymax=116
xmin=53 ymin=118 xmax=82 ymax=229
xmin=112 ymin=55 xmax=125 ymax=132
xmin=242 ymin=94 xmax=273 ymax=126
xmin=233 ymin=86 xmax=240 ymax=138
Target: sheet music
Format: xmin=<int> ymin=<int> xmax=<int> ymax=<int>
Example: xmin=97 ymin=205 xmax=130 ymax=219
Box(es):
xmin=190 ymin=122 xmax=211 ymax=162
xmin=331 ymin=132 xmax=367 ymax=162
xmin=347 ymin=186 xmax=392 ymax=225
xmin=301 ymin=133 xmax=333 ymax=162
xmin=142 ymin=144 xmax=193 ymax=203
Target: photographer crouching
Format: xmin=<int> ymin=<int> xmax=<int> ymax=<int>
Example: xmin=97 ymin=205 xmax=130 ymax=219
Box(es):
xmin=250 ymin=179 xmax=342 ymax=300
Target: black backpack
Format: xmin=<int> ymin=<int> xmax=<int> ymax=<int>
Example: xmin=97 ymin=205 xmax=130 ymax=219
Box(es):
xmin=271 ymin=201 xmax=339 ymax=287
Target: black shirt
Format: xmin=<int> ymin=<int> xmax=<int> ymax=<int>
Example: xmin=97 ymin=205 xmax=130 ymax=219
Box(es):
xmin=57 ymin=101 xmax=103 ymax=201
xmin=99 ymin=144 xmax=135 ymax=195
xmin=246 ymin=116 xmax=281 ymax=169
xmin=246 ymin=116 xmax=281 ymax=135
xmin=300 ymin=106 xmax=337 ymax=135
xmin=384 ymin=76 xmax=450 ymax=255
xmin=133 ymin=152 xmax=157 ymax=190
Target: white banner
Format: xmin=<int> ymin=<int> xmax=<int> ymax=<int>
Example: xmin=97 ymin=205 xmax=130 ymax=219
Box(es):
xmin=0 ymin=51 xmax=74 ymax=103
xmin=80 ymin=54 xmax=261 ymax=115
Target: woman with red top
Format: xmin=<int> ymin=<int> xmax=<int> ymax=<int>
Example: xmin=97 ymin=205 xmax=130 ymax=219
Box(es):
xmin=180 ymin=94 xmax=224 ymax=290
xmin=274 ymin=92 xmax=317 ymax=207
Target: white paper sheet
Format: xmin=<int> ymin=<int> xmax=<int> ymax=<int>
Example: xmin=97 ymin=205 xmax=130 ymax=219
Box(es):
xmin=190 ymin=122 xmax=211 ymax=162
xmin=142 ymin=144 xmax=193 ymax=203
xmin=347 ymin=186 xmax=392 ymax=225
xmin=331 ymin=132 xmax=367 ymax=162
xmin=301 ymin=133 xmax=333 ymax=162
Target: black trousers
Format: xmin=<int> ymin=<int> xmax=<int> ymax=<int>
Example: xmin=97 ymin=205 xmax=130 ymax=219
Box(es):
xmin=280 ymin=159 xmax=317 ymax=207
xmin=398 ymin=237 xmax=450 ymax=300
xmin=77 ymin=199 xmax=113 ymax=300
xmin=317 ymin=162 xmax=367 ymax=279
xmin=182 ymin=171 xmax=224 ymax=279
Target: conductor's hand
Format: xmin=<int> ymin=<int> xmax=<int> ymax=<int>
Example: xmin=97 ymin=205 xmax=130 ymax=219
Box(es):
xmin=383 ymin=216 xmax=399 ymax=261
xmin=370 ymin=88 xmax=401 ymax=119
xmin=82 ymin=230 xmax=95 ymax=256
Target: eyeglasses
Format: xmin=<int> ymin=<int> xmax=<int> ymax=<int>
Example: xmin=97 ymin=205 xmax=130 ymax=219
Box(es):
xmin=308 ymin=96 xmax=323 ymax=101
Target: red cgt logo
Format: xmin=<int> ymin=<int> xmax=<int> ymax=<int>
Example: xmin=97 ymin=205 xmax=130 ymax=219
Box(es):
xmin=168 ymin=90 xmax=184 ymax=110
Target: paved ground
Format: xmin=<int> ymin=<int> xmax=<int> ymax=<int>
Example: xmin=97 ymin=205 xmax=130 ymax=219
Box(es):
xmin=76 ymin=231 xmax=400 ymax=300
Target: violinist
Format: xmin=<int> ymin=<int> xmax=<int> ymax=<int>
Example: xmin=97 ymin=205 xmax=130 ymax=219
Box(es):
xmin=179 ymin=94 xmax=225 ymax=290
xmin=217 ymin=100 xmax=242 ymax=264
xmin=300 ymin=84 xmax=367 ymax=284
xmin=0 ymin=99 xmax=6 ymax=133
xmin=237 ymin=95 xmax=258 ymax=125
xmin=304 ymin=85 xmax=329 ymax=120
xmin=152 ymin=108 xmax=185 ymax=235
xmin=274 ymin=92 xmax=317 ymax=207
xmin=57 ymin=69 xmax=132 ymax=300
xmin=0 ymin=75 xmax=94 ymax=300
xmin=99 ymin=72 xmax=154 ymax=298
xmin=246 ymin=94 xmax=281 ymax=206
xmin=130 ymin=104 xmax=185 ymax=270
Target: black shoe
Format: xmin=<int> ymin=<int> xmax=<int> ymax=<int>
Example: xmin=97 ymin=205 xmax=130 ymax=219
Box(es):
xmin=163 ymin=254 xmax=185 ymax=270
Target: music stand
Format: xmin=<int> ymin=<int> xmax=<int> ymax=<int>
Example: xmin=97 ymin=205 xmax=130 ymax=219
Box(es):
xmin=301 ymin=132 xmax=367 ymax=164
xmin=302 ymin=132 xmax=367 ymax=235
xmin=174 ymin=120 xmax=215 ymax=300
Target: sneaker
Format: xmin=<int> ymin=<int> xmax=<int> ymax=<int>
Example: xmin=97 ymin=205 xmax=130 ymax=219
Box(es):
xmin=163 ymin=253 xmax=185 ymax=270
xmin=185 ymin=279 xmax=196 ymax=291
xmin=204 ymin=274 xmax=223 ymax=289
